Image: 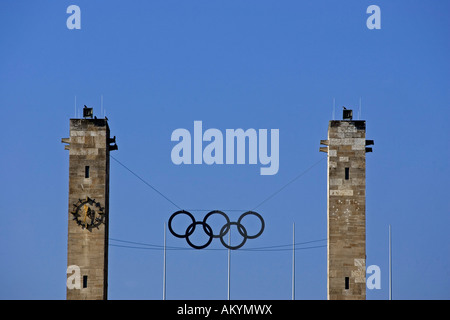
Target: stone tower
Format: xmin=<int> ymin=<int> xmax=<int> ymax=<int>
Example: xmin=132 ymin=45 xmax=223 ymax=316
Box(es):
xmin=320 ymin=108 xmax=373 ymax=300
xmin=62 ymin=106 xmax=118 ymax=300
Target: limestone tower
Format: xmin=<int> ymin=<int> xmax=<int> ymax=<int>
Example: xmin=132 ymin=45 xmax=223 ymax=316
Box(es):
xmin=320 ymin=108 xmax=373 ymax=300
xmin=62 ymin=106 xmax=118 ymax=300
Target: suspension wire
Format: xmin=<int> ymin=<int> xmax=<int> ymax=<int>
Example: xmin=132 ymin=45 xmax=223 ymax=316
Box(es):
xmin=109 ymin=154 xmax=327 ymax=252
xmin=251 ymin=157 xmax=326 ymax=211
xmin=110 ymin=154 xmax=326 ymax=212
xmin=109 ymin=243 xmax=326 ymax=252
xmin=109 ymin=237 xmax=327 ymax=252
xmin=242 ymin=244 xmax=326 ymax=252
xmin=186 ymin=209 xmax=246 ymax=212
xmin=110 ymin=237 xmax=326 ymax=249
xmin=110 ymin=155 xmax=182 ymax=210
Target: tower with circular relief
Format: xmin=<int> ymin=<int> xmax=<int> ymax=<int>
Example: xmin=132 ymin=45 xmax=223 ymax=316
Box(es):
xmin=62 ymin=106 xmax=118 ymax=300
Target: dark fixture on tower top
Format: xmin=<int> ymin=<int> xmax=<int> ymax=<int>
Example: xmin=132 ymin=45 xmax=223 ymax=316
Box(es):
xmin=342 ymin=107 xmax=353 ymax=120
xmin=83 ymin=105 xmax=93 ymax=119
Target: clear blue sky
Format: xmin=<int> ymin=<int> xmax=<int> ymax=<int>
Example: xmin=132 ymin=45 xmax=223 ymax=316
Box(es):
xmin=0 ymin=0 xmax=448 ymax=300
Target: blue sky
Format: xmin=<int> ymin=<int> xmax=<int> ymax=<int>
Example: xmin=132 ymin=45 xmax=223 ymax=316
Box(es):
xmin=0 ymin=0 xmax=449 ymax=300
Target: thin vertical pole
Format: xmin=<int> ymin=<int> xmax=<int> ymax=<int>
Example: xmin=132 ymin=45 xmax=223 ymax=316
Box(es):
xmin=227 ymin=229 xmax=231 ymax=300
xmin=74 ymin=95 xmax=77 ymax=118
xmin=332 ymin=98 xmax=336 ymax=120
xmin=292 ymin=222 xmax=295 ymax=300
xmin=389 ymin=224 xmax=392 ymax=300
xmin=163 ymin=222 xmax=166 ymax=300
xmin=359 ymin=97 xmax=362 ymax=120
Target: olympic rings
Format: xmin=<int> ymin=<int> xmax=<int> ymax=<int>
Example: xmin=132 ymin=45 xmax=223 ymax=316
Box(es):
xmin=202 ymin=210 xmax=230 ymax=238
xmin=168 ymin=210 xmax=265 ymax=250
xmin=168 ymin=210 xmax=195 ymax=238
xmin=186 ymin=221 xmax=213 ymax=250
xmin=219 ymin=222 xmax=247 ymax=250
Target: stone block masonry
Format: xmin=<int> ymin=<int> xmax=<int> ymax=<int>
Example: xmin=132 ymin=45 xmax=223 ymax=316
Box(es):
xmin=320 ymin=118 xmax=373 ymax=300
xmin=62 ymin=115 xmax=117 ymax=300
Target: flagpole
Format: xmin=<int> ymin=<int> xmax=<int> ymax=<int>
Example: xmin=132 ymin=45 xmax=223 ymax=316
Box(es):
xmin=389 ymin=224 xmax=392 ymax=300
xmin=163 ymin=222 xmax=167 ymax=300
xmin=227 ymin=229 xmax=231 ymax=300
xmin=292 ymin=222 xmax=295 ymax=300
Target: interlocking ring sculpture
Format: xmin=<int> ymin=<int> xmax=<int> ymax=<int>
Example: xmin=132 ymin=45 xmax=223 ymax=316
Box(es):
xmin=168 ymin=210 xmax=265 ymax=250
